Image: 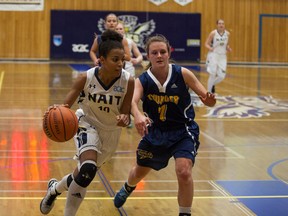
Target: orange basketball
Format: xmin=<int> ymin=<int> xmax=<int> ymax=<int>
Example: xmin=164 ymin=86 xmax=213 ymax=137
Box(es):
xmin=43 ymin=106 xmax=78 ymax=142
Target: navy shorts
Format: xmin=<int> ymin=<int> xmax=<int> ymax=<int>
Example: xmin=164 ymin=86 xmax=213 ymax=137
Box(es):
xmin=136 ymin=126 xmax=200 ymax=171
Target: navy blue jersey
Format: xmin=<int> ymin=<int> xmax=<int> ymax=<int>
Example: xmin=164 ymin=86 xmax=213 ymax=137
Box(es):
xmin=139 ymin=64 xmax=198 ymax=131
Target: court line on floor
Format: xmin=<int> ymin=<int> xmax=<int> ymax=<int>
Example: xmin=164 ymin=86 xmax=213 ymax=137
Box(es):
xmin=0 ymin=150 xmax=236 ymax=153
xmin=111 ymin=180 xmax=204 ymax=183
xmin=0 ymin=189 xmax=217 ymax=193
xmin=0 ymin=150 xmax=76 ymax=152
xmin=0 ymin=117 xmax=287 ymax=121
xmin=0 ymin=179 xmax=215 ymax=183
xmin=0 ymin=195 xmax=287 ymax=200
xmin=0 ymin=71 xmax=4 ymax=94
xmin=0 ymin=150 xmax=242 ymax=160
xmin=200 ymin=130 xmax=245 ymax=159
xmin=267 ymin=157 xmax=288 ymax=184
xmin=0 ymin=156 xmax=243 ymax=160
xmin=209 ymin=180 xmax=253 ymax=216
xmin=98 ymin=169 xmax=128 ymax=216
xmin=195 ymin=118 xmax=288 ymax=122
xmin=0 ymin=190 xmax=106 ymax=193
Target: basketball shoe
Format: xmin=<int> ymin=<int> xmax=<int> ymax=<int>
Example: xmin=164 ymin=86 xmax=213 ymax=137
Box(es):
xmin=114 ymin=183 xmax=135 ymax=208
xmin=40 ymin=178 xmax=60 ymax=214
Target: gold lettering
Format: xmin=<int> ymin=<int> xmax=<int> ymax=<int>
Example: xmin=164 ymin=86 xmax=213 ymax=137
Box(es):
xmin=147 ymin=94 xmax=179 ymax=105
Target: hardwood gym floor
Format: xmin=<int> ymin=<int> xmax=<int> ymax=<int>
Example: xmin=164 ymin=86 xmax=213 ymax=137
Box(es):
xmin=0 ymin=61 xmax=287 ymax=216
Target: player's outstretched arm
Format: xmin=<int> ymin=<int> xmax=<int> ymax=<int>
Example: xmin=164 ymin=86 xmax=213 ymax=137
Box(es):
xmin=199 ymin=92 xmax=216 ymax=107
xmin=182 ymin=67 xmax=216 ymax=107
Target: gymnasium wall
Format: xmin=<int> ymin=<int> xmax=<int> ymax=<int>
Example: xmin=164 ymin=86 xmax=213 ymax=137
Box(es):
xmin=0 ymin=0 xmax=287 ymax=63
xmin=50 ymin=10 xmax=201 ymax=61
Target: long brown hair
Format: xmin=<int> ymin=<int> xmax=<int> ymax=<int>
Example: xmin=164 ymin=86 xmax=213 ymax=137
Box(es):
xmin=144 ymin=34 xmax=171 ymax=70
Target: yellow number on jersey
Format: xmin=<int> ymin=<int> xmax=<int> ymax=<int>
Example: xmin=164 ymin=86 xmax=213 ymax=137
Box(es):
xmin=158 ymin=104 xmax=167 ymax=121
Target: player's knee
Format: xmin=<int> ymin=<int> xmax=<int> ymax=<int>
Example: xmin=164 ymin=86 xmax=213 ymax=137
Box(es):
xmin=176 ymin=168 xmax=192 ymax=182
xmin=75 ymin=160 xmax=97 ymax=188
xmin=220 ymin=74 xmax=226 ymax=80
xmin=67 ymin=173 xmax=73 ymax=188
xmin=175 ymin=162 xmax=192 ymax=182
xmin=218 ymin=69 xmax=226 ymax=79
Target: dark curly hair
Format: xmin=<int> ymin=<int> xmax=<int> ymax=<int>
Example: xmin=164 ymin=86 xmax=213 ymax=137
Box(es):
xmin=99 ymin=29 xmax=124 ymax=58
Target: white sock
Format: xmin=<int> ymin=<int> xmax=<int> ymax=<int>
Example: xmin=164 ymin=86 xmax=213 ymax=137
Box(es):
xmin=126 ymin=181 xmax=137 ymax=188
xmin=179 ymin=206 xmax=191 ymax=214
xmin=64 ymin=180 xmax=87 ymax=216
xmin=55 ymin=174 xmax=73 ymax=194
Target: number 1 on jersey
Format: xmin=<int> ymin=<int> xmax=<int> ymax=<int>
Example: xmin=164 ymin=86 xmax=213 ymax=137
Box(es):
xmin=158 ymin=104 xmax=167 ymax=121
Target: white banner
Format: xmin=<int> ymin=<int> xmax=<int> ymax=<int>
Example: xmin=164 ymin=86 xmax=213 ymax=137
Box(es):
xmin=149 ymin=0 xmax=168 ymax=6
xmin=174 ymin=0 xmax=193 ymax=6
xmin=0 ymin=0 xmax=44 ymax=11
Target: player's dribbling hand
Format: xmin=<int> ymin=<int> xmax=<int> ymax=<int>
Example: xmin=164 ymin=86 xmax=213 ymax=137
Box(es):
xmin=44 ymin=104 xmax=69 ymax=116
xmin=48 ymin=104 xmax=69 ymax=110
xmin=116 ymin=114 xmax=130 ymax=127
xmin=199 ymin=92 xmax=216 ymax=107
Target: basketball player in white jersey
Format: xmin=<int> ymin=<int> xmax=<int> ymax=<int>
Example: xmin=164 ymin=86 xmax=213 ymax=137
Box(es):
xmin=90 ymin=13 xmax=131 ymax=66
xmin=115 ymin=22 xmax=143 ymax=77
xmin=205 ymin=19 xmax=232 ymax=93
xmin=40 ymin=29 xmax=134 ymax=216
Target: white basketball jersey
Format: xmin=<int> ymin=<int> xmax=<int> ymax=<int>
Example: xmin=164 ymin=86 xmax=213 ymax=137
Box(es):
xmin=124 ymin=38 xmax=135 ymax=76
xmin=78 ymin=67 xmax=130 ymax=130
xmin=126 ymin=37 xmax=133 ymax=56
xmin=212 ymin=30 xmax=229 ymax=55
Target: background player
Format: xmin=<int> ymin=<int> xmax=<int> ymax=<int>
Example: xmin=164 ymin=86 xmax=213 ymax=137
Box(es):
xmin=90 ymin=13 xmax=131 ymax=66
xmin=115 ymin=22 xmax=143 ymax=77
xmin=205 ymin=19 xmax=232 ymax=93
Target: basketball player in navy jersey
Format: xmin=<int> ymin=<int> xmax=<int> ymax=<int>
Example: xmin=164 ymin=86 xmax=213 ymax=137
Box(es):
xmin=40 ymin=29 xmax=134 ymax=216
xmin=114 ymin=34 xmax=216 ymax=216
xmin=89 ymin=13 xmax=131 ymax=66
xmin=205 ymin=19 xmax=232 ymax=93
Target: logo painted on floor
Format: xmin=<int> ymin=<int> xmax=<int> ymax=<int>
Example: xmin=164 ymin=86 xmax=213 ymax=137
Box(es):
xmin=191 ymin=95 xmax=288 ymax=118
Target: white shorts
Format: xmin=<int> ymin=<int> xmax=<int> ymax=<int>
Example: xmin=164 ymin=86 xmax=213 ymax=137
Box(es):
xmin=206 ymin=52 xmax=227 ymax=75
xmin=73 ymin=110 xmax=122 ymax=167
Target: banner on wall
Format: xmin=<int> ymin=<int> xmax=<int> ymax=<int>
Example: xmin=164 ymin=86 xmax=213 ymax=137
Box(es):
xmin=0 ymin=0 xmax=44 ymax=11
xmin=149 ymin=0 xmax=168 ymax=6
xmin=149 ymin=0 xmax=193 ymax=6
xmin=174 ymin=0 xmax=193 ymax=6
xmin=50 ymin=10 xmax=201 ymax=62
